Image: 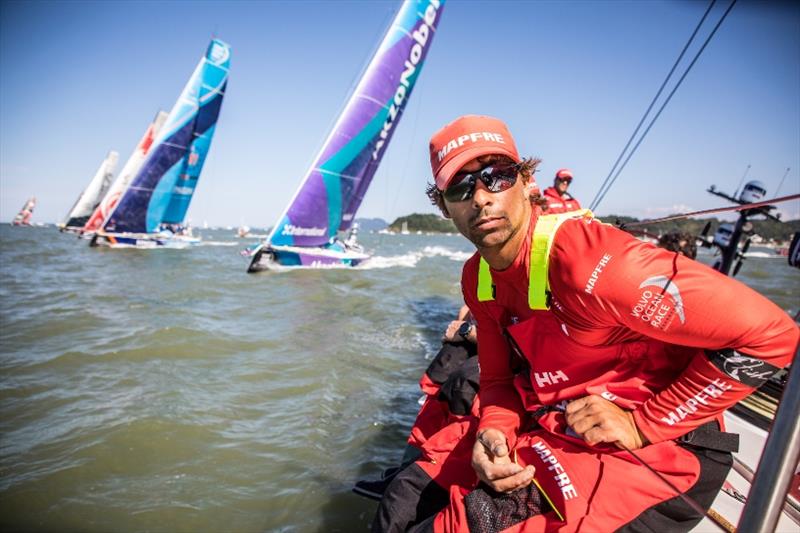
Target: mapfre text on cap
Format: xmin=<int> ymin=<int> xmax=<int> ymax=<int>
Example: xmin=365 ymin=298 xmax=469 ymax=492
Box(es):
xmin=437 ymin=132 xmax=506 ymax=162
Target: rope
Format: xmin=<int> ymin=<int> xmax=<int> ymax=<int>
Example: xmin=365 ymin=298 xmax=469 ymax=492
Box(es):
xmin=620 ymin=443 xmax=736 ymax=532
xmin=589 ymin=0 xmax=717 ymax=210
xmin=619 ymin=193 xmax=800 ymax=228
xmin=591 ymin=0 xmax=738 ymax=211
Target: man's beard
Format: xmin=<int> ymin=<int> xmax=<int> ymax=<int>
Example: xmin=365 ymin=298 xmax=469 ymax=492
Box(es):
xmin=468 ymin=209 xmax=514 ymax=248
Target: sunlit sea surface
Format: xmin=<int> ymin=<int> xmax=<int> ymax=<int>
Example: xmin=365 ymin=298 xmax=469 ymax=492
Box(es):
xmin=2 ymin=224 xmax=798 ymax=532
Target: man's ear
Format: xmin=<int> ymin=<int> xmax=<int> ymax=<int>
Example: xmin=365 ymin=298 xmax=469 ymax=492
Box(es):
xmin=522 ymin=175 xmax=535 ymax=200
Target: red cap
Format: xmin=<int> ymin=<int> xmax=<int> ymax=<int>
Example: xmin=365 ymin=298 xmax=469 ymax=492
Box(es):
xmin=429 ymin=115 xmax=521 ymax=190
xmin=555 ymin=168 xmax=573 ymax=181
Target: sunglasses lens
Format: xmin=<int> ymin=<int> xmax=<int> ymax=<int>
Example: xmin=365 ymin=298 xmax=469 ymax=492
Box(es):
xmin=443 ymin=175 xmax=476 ymax=202
xmin=443 ymin=163 xmax=518 ymax=202
xmin=482 ymin=165 xmax=518 ymax=192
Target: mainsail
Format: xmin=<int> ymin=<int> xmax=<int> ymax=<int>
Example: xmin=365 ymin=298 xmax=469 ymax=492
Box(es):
xmin=102 ymin=39 xmax=230 ymax=234
xmin=83 ymin=111 xmax=168 ymax=233
xmin=268 ymin=0 xmax=444 ymax=248
xmin=61 ymin=151 xmax=118 ymax=231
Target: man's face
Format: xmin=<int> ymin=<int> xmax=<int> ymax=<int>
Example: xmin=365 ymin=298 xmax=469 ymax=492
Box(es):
xmin=443 ymin=155 xmax=530 ymax=249
xmin=555 ymin=177 xmax=570 ymax=194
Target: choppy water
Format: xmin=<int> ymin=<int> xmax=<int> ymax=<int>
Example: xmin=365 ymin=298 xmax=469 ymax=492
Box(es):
xmin=1 ymin=224 xmax=798 ymax=532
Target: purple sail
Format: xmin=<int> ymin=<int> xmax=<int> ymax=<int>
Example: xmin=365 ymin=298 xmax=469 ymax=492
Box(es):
xmin=269 ymin=0 xmax=445 ymax=248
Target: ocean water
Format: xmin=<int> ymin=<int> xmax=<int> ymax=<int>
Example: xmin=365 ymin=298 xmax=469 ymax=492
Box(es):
xmin=1 ymin=224 xmax=798 ymax=532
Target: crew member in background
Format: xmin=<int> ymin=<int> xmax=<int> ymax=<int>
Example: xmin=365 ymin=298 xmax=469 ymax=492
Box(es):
xmin=657 ymin=231 xmax=698 ymax=260
xmin=413 ymin=114 xmax=798 ymax=532
xmin=543 ymin=168 xmax=581 ymax=213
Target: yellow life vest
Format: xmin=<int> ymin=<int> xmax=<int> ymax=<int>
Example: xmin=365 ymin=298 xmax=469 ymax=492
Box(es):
xmin=477 ymin=209 xmax=593 ymax=310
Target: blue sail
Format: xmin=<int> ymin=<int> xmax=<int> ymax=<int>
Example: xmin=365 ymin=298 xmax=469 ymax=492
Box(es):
xmin=103 ymin=39 xmax=230 ymax=234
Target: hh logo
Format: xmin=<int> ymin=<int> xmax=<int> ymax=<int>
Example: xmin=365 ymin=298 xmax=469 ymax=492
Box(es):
xmin=534 ymin=370 xmax=569 ymax=388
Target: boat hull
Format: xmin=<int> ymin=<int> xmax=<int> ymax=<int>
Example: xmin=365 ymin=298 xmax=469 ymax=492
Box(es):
xmin=247 ymin=244 xmax=369 ymax=272
xmin=90 ymin=232 xmax=200 ymax=249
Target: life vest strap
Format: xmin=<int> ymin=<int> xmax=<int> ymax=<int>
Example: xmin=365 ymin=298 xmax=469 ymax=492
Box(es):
xmin=476 ymin=209 xmax=593 ymax=309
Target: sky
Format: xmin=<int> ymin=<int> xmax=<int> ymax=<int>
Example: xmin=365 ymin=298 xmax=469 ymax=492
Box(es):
xmin=1 ymin=0 xmax=798 ymax=227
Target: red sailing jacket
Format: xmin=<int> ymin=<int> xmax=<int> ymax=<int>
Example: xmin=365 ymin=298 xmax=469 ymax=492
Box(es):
xmin=462 ymin=210 xmax=799 ymax=448
xmin=543 ymin=186 xmax=582 ymax=214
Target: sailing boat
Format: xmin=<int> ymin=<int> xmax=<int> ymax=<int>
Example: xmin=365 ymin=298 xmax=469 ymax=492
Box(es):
xmin=81 ymin=111 xmax=168 ymax=237
xmin=59 ymin=151 xmax=118 ymax=233
xmin=92 ymin=39 xmax=230 ymax=248
xmin=12 ymin=197 xmax=36 ymax=226
xmin=247 ymin=0 xmax=444 ymax=271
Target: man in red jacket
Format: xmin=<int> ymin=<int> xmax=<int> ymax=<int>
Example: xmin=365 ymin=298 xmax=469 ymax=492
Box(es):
xmin=419 ymin=114 xmax=798 ymax=532
xmin=543 ymin=168 xmax=581 ymax=213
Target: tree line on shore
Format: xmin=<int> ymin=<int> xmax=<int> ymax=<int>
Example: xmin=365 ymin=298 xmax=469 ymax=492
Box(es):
xmin=387 ymin=213 xmax=800 ymax=243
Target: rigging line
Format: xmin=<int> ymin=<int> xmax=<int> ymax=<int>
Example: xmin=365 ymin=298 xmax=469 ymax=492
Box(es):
xmin=591 ymin=0 xmax=738 ymax=211
xmin=619 ymin=443 xmax=736 ymax=533
xmin=619 ymin=192 xmax=800 ymax=228
xmin=732 ymin=163 xmax=751 ymax=199
xmin=774 ymin=167 xmax=791 ymax=196
xmin=589 ymin=0 xmax=717 ymax=210
xmin=389 ymin=75 xmax=425 ymax=221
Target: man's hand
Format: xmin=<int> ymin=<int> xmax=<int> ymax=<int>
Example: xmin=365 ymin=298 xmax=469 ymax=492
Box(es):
xmin=471 ymin=428 xmax=535 ymax=493
xmin=443 ymin=320 xmax=465 ymax=342
xmin=565 ymin=395 xmax=648 ymax=450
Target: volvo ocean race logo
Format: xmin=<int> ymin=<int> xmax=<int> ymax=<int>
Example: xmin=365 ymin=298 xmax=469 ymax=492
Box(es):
xmin=372 ymin=0 xmax=440 ymax=161
xmin=630 ymin=275 xmax=685 ymax=331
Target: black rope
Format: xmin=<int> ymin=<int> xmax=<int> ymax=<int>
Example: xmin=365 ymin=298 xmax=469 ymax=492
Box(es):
xmin=591 ymin=0 xmax=738 ymax=211
xmin=589 ymin=0 xmax=717 ymax=210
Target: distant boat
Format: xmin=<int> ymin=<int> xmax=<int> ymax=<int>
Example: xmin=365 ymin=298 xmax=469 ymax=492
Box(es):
xmin=81 ymin=111 xmax=168 ymax=236
xmin=247 ymin=0 xmax=444 ymax=271
xmin=12 ymin=197 xmax=36 ymax=226
xmin=92 ymin=39 xmax=230 ymax=248
xmin=59 ymin=151 xmax=118 ymax=233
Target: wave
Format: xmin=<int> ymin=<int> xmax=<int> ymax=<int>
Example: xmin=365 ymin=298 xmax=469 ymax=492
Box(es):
xmin=361 ymin=245 xmax=472 ymax=269
xmin=743 ymin=252 xmax=785 ymax=259
xmin=199 ymin=241 xmax=239 ymax=247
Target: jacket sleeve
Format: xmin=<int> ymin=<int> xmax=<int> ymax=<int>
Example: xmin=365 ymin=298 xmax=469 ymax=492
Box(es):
xmin=550 ymin=218 xmax=799 ymax=444
xmin=462 ymin=258 xmax=526 ymax=448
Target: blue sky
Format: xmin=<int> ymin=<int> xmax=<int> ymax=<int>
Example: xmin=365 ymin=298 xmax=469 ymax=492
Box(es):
xmin=1 ymin=0 xmax=798 ymax=226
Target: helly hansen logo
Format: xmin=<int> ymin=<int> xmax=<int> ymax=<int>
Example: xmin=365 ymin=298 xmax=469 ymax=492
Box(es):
xmin=531 ymin=440 xmax=579 ymax=500
xmin=660 ymin=378 xmax=732 ymax=426
xmin=437 ymin=132 xmax=506 ymax=162
xmin=584 ymin=254 xmax=612 ymax=295
xmin=534 ymin=370 xmax=569 ymax=388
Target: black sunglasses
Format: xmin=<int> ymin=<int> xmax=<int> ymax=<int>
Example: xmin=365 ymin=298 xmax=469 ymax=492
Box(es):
xmin=443 ymin=162 xmax=520 ymax=203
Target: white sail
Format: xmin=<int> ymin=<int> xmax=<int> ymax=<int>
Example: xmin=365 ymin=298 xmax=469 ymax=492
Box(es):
xmin=60 ymin=151 xmax=119 ymax=230
xmin=82 ymin=111 xmax=168 ymax=233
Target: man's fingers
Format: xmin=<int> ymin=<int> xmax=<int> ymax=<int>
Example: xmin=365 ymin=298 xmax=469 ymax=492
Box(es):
xmin=567 ymin=411 xmax=603 ymax=436
xmin=487 ymin=466 xmax=535 ymax=493
xmin=565 ymin=397 xmax=590 ymax=415
xmin=583 ymin=425 xmax=611 ymax=446
xmin=478 ymin=431 xmax=509 ymax=458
